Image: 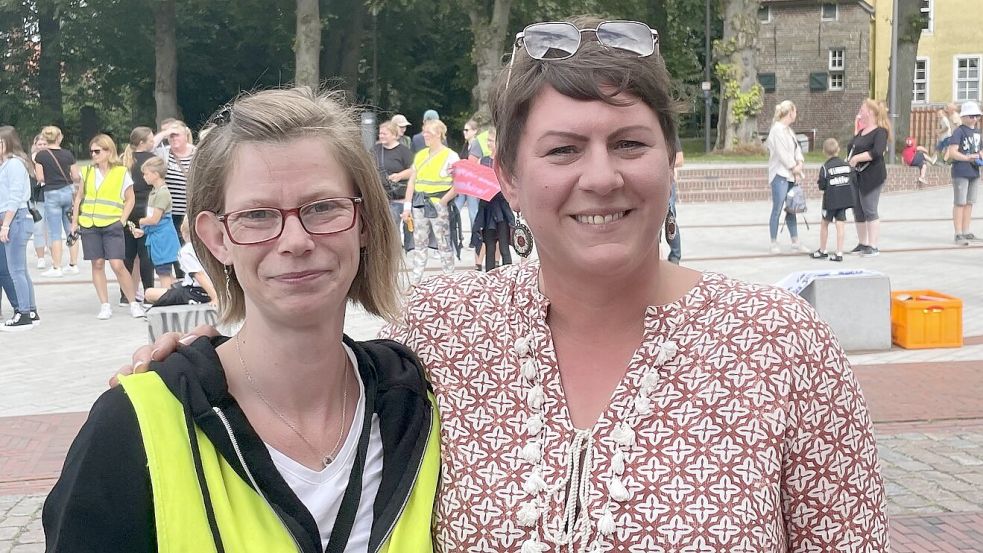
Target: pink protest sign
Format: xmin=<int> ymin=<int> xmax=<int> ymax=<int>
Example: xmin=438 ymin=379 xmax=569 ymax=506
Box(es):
xmin=451 ymin=160 xmax=501 ymax=201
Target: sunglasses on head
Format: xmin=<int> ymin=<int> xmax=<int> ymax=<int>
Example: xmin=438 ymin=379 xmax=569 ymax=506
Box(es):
xmin=506 ymin=20 xmax=659 ymax=89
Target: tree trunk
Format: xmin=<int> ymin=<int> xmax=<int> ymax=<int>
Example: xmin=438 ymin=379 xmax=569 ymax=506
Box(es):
xmin=714 ymin=0 xmax=763 ymax=151
xmin=338 ymin=1 xmax=366 ymax=99
xmin=36 ymin=0 xmax=65 ymax=131
xmin=320 ymin=0 xmax=366 ymax=99
xmin=154 ymin=0 xmax=179 ymax=125
xmin=468 ymin=0 xmax=513 ymax=120
xmin=892 ymin=0 xmax=925 ymax=154
xmin=295 ymin=0 xmax=321 ymax=89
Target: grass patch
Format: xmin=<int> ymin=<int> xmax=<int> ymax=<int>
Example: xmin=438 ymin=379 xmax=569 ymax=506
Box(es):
xmin=680 ymin=137 xmax=828 ymax=164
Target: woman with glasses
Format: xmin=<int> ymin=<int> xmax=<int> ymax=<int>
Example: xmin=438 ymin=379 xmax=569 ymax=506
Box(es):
xmin=71 ymin=135 xmax=143 ymax=319
xmin=120 ymin=16 xmax=887 ymax=552
xmin=0 ymin=126 xmax=40 ymax=330
xmin=44 ymin=88 xmax=440 ymax=553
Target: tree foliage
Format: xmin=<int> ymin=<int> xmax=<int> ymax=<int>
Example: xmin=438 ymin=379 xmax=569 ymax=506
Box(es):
xmin=1 ymin=0 xmax=722 ymax=152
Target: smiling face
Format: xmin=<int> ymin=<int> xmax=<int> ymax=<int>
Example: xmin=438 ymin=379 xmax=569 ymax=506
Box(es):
xmin=195 ymin=137 xmax=363 ymax=327
xmin=497 ymin=85 xmax=671 ymax=278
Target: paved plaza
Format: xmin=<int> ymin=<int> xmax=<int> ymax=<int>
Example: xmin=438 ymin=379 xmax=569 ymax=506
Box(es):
xmin=1 ymin=181 xmax=981 ymax=551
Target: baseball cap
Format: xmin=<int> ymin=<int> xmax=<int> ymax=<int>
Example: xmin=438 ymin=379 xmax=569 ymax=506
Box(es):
xmin=423 ymin=109 xmax=439 ymax=121
xmin=959 ymin=101 xmax=982 ymax=118
xmin=391 ymin=114 xmax=410 ymax=127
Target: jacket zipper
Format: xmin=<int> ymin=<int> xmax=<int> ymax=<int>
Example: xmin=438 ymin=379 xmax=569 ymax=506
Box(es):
xmin=372 ymin=406 xmax=433 ymax=553
xmin=212 ymin=407 xmax=305 ymax=553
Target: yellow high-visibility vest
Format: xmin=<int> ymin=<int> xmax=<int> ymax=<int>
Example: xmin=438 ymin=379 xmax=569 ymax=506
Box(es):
xmin=413 ymin=147 xmax=454 ymax=195
xmin=118 ymin=371 xmax=440 ymax=553
xmin=475 ymin=131 xmax=492 ymax=158
xmin=79 ymin=166 xmax=127 ymax=228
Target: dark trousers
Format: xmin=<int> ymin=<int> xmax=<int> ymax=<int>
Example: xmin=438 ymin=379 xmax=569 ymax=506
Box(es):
xmin=123 ymin=230 xmax=155 ymax=292
xmin=171 ymin=214 xmax=186 ymax=279
xmin=483 ymin=225 xmax=512 ymax=272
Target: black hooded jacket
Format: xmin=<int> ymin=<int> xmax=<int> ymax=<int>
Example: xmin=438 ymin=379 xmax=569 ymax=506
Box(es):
xmin=42 ymin=335 xmax=435 ymax=553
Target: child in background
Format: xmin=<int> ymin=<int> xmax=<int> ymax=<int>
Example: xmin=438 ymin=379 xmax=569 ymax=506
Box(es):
xmin=131 ymin=157 xmax=180 ymax=289
xmin=812 ymin=138 xmax=856 ymax=262
xmin=901 ymin=136 xmax=937 ymax=185
xmin=143 ymin=219 xmax=217 ymax=306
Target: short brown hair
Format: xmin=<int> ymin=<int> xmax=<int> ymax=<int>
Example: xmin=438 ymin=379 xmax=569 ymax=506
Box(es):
xmin=490 ymin=15 xmax=681 ymax=179
xmin=187 ymin=87 xmax=402 ymax=324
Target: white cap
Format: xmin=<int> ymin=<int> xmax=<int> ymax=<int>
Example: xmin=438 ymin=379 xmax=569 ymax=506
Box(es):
xmin=959 ymin=101 xmax=982 ymax=118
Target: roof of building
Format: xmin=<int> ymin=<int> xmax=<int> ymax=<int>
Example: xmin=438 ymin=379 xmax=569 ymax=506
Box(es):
xmin=760 ymin=0 xmax=875 ymax=16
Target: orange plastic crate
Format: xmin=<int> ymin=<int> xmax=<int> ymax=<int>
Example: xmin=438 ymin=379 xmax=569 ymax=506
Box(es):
xmin=891 ymin=290 xmax=963 ymax=349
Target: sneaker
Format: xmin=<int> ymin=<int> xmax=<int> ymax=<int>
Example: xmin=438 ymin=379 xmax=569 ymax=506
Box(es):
xmin=791 ymin=243 xmax=811 ymax=253
xmin=36 ymin=258 xmax=46 ymax=270
xmin=955 ymin=234 xmax=970 ymax=246
xmin=97 ymin=303 xmax=112 ymax=320
xmin=129 ymin=302 xmax=146 ymax=318
xmin=916 ymin=177 xmax=928 ymax=185
xmin=0 ymin=312 xmax=35 ymax=332
xmin=810 ymin=250 xmax=828 ymax=259
xmin=119 ymin=295 xmax=130 ymax=307
xmin=29 ymin=311 xmax=40 ymax=325
xmin=63 ymin=265 xmax=80 ymax=275
xmin=849 ymin=243 xmax=866 ymax=255
xmin=41 ymin=267 xmax=63 ymax=278
xmin=828 ymin=253 xmax=844 ymax=262
xmin=965 ymin=233 xmax=980 ymax=241
xmin=861 ymin=246 xmax=880 ymax=257
xmin=769 ymin=243 xmax=781 ymax=255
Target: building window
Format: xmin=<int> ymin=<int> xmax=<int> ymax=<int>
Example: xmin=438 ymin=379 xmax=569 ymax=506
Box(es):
xmin=810 ymin=72 xmax=828 ymax=92
xmin=828 ymin=73 xmax=845 ymax=91
xmin=758 ymin=5 xmax=770 ymax=23
xmin=920 ymin=0 xmax=933 ymax=33
xmin=829 ymin=48 xmax=845 ymax=71
xmin=913 ymin=58 xmax=929 ymax=103
xmin=758 ymin=73 xmax=776 ymax=93
xmin=955 ymin=56 xmax=981 ymax=102
xmin=821 ymin=3 xmax=838 ymax=21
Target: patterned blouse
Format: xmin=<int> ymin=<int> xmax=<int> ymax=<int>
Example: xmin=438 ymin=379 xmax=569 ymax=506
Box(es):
xmin=381 ymin=263 xmax=889 ymax=552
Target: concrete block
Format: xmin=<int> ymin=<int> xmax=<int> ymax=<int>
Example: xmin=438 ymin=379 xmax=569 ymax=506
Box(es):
xmin=146 ymin=304 xmax=219 ymax=343
xmin=799 ymin=273 xmax=892 ymax=352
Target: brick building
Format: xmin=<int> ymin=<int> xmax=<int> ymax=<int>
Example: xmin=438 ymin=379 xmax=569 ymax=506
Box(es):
xmin=756 ymin=0 xmax=874 ymax=150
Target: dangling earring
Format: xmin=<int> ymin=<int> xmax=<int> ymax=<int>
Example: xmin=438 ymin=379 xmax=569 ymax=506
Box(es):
xmin=223 ymin=265 xmax=233 ymax=303
xmin=511 ymin=211 xmax=534 ymax=258
xmin=664 ymin=209 xmax=677 ymax=241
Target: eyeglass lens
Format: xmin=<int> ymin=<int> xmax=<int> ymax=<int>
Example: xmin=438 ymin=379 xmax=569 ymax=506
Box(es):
xmin=596 ymin=21 xmax=655 ymax=57
xmin=225 ymin=198 xmax=357 ymax=244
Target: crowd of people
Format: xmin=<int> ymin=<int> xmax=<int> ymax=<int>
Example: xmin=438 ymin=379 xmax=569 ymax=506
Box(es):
xmin=767 ymin=98 xmax=981 ymax=260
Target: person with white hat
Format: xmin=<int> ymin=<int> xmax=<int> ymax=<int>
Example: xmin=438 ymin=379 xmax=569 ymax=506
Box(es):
xmin=946 ymin=101 xmax=982 ymax=245
xmin=391 ymin=114 xmax=412 ymax=150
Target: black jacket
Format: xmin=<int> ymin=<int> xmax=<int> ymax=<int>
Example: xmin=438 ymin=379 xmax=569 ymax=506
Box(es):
xmin=42 ymin=335 xmax=434 ymax=553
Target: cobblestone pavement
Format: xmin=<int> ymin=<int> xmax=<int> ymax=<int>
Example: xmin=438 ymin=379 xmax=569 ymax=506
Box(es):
xmin=2 ymin=184 xmax=981 ymax=551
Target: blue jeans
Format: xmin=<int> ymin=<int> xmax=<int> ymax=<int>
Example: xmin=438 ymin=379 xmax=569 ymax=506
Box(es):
xmin=769 ymin=175 xmax=798 ymax=241
xmin=2 ymin=209 xmax=37 ymax=313
xmin=454 ymin=194 xmax=479 ymax=230
xmin=666 ymin=181 xmax=681 ymax=263
xmin=43 ymin=185 xmax=74 ymax=240
xmin=388 ymin=200 xmax=413 ymax=252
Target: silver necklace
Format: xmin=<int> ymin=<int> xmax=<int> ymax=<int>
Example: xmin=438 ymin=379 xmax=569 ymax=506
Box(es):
xmin=235 ymin=332 xmax=350 ymax=469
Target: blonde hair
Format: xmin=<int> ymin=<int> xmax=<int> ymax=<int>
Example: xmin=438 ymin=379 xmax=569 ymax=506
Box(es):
xmin=141 ymin=156 xmax=167 ymax=180
xmin=773 ymin=100 xmax=796 ymax=123
xmin=122 ymin=126 xmax=153 ymax=170
xmin=89 ymin=134 xmax=122 ymax=167
xmin=822 ymin=137 xmax=840 ymax=157
xmin=864 ymin=98 xmax=894 ymax=144
xmin=379 ymin=120 xmax=399 ymax=137
xmin=422 ymin=119 xmax=447 ymax=141
xmin=187 ymin=87 xmax=401 ymax=324
xmin=41 ymin=126 xmax=63 ymax=144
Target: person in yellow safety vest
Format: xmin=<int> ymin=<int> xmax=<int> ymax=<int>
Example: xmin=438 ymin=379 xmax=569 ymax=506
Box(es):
xmin=401 ymin=119 xmax=460 ymax=284
xmin=70 ymin=133 xmax=144 ymax=320
xmin=43 ymin=88 xmax=440 ymax=553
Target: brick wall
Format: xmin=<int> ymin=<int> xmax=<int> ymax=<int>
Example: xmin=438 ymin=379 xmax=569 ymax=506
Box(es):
xmin=676 ymin=164 xmax=949 ymax=203
xmin=757 ymin=1 xmax=871 ymax=149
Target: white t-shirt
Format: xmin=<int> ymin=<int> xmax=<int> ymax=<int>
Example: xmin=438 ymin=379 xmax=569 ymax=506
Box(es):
xmin=266 ymin=345 xmax=384 ymax=552
xmin=178 ymin=243 xmax=204 ymax=287
xmin=87 ymin=166 xmax=134 ymax=198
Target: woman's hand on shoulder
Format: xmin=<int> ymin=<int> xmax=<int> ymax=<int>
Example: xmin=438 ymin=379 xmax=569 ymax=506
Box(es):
xmin=109 ymin=325 xmax=221 ymax=387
